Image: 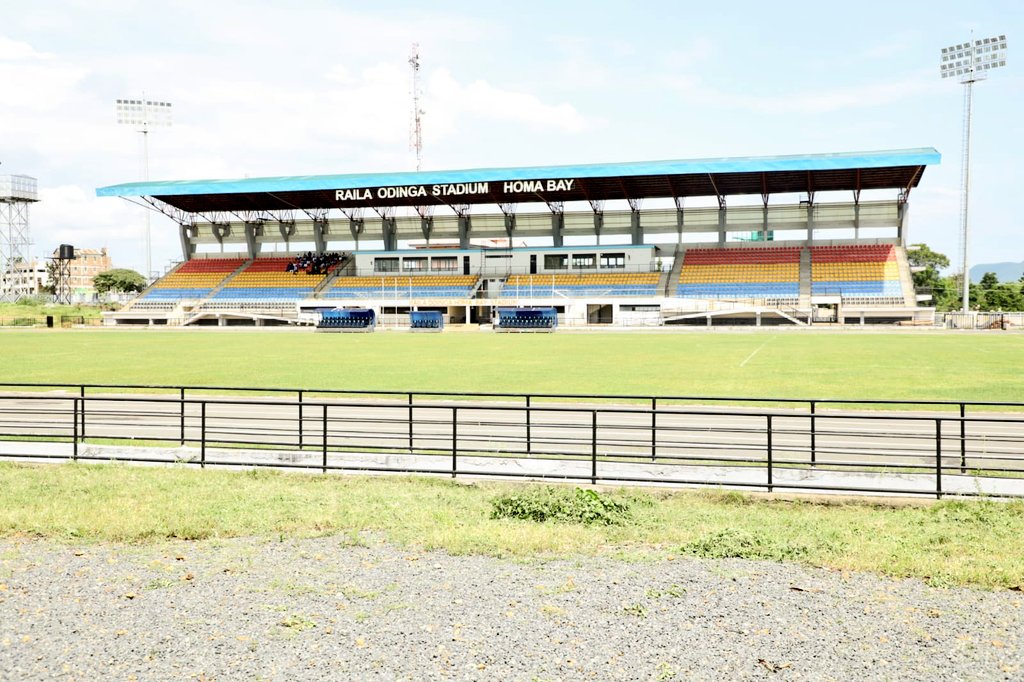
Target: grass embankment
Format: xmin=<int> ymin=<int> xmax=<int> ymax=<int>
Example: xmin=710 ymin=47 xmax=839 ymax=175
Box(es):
xmin=3 ymin=331 xmax=1024 ymax=403
xmin=1 ymin=462 xmax=1022 ymax=590
xmin=0 ymin=302 xmax=107 ymax=318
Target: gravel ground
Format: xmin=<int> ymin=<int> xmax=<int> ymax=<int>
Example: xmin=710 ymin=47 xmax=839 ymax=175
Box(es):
xmin=0 ymin=534 xmax=1020 ymax=681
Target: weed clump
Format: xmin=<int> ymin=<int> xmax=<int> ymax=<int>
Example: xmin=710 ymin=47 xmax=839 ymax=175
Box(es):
xmin=679 ymin=528 xmax=813 ymax=562
xmin=490 ymin=487 xmax=634 ymax=526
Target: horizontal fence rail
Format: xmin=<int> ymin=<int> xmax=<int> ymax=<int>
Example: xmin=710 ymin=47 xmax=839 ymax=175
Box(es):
xmin=1 ymin=386 xmax=1023 ymax=499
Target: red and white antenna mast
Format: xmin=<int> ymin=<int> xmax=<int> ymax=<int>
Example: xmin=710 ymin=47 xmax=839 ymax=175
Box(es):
xmin=409 ymin=43 xmax=424 ymax=171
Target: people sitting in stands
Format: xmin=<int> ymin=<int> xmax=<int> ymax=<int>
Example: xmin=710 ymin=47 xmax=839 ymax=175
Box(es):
xmin=283 ymin=251 xmax=343 ymax=275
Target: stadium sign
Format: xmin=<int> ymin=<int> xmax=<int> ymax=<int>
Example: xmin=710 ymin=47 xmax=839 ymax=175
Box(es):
xmin=335 ymin=178 xmax=576 ymax=203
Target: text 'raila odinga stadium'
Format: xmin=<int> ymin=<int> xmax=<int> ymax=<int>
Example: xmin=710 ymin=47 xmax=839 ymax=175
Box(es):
xmin=335 ymin=178 xmax=576 ymax=202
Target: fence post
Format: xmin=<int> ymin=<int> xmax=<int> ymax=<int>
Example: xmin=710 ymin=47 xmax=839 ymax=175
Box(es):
xmin=591 ymin=410 xmax=598 ymax=485
xmin=298 ymin=390 xmax=304 ymax=449
xmin=322 ymin=404 xmax=328 ymax=474
xmin=79 ymin=385 xmax=85 ymax=443
xmin=451 ymin=407 xmax=458 ymax=478
xmin=525 ymin=395 xmax=532 ymax=455
xmin=408 ymin=393 xmax=414 ymax=453
xmin=766 ymin=414 xmax=773 ymax=493
xmin=935 ymin=418 xmax=942 ymax=499
xmin=651 ymin=397 xmax=657 ymax=461
xmin=809 ymin=400 xmax=816 ymax=466
xmin=72 ymin=397 xmax=78 ymax=461
xmin=179 ymin=387 xmax=186 ymax=446
xmin=959 ymin=403 xmax=966 ymax=474
xmin=200 ymin=401 xmax=206 ymax=469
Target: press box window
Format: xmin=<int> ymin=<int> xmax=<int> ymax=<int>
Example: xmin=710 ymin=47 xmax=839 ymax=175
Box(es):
xmin=402 ymin=257 xmax=427 ymax=272
xmin=431 ymin=257 xmax=458 ymax=272
xmin=572 ymin=254 xmax=596 ymax=269
xmin=374 ymin=258 xmax=399 ymax=273
xmin=544 ymin=254 xmax=568 ymax=270
xmin=600 ymin=253 xmax=625 ymax=269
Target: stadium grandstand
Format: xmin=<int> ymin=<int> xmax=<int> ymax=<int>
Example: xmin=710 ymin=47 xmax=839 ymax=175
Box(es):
xmin=96 ymin=148 xmax=938 ymax=328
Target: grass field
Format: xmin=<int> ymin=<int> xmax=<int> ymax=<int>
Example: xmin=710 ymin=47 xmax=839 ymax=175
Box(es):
xmin=1 ymin=463 xmax=1022 ymax=589
xmin=3 ymin=329 xmax=1024 ymax=403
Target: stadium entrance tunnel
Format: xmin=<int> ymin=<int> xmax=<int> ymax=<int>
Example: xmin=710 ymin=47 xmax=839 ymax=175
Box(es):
xmin=587 ymin=304 xmax=613 ymax=324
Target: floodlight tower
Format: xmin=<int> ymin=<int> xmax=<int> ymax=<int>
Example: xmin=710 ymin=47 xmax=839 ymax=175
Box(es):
xmin=0 ymin=174 xmax=38 ymax=303
xmin=115 ymin=97 xmax=172 ymax=281
xmin=939 ymin=33 xmax=1008 ymax=313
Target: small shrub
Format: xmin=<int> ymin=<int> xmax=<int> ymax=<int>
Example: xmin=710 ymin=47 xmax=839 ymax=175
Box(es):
xmin=680 ymin=528 xmax=813 ymax=562
xmin=489 ymin=487 xmax=633 ymax=526
xmin=928 ymin=500 xmax=1022 ymax=525
xmin=702 ymin=490 xmax=752 ymax=506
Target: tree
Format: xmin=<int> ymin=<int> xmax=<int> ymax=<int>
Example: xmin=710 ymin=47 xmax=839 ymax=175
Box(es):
xmin=906 ymin=243 xmax=956 ymax=310
xmin=906 ymin=243 xmax=950 ymax=291
xmin=937 ymin=273 xmax=962 ymax=311
xmin=973 ymin=272 xmax=1024 ymax=312
xmin=41 ymin=260 xmax=57 ymax=295
xmin=93 ymin=268 xmax=146 ymax=295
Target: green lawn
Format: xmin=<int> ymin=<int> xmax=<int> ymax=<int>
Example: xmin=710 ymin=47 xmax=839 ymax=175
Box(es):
xmin=2 ymin=329 xmax=1023 ymax=403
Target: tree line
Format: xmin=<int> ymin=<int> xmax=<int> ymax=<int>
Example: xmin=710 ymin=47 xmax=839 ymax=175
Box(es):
xmin=908 ymin=243 xmax=1024 ymax=312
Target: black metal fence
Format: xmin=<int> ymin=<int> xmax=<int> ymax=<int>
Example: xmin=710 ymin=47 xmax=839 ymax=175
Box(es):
xmin=1 ymin=382 xmax=1023 ymax=499
xmin=0 ymin=316 xmax=103 ymax=328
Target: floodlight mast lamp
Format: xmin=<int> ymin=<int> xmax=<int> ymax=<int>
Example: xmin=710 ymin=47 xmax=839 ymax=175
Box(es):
xmin=939 ymin=33 xmax=1008 ymax=314
xmin=114 ymin=98 xmax=172 ymax=281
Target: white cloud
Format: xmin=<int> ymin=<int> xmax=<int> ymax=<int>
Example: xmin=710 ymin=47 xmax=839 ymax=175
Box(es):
xmin=663 ymin=73 xmax=946 ymax=115
xmin=0 ymin=36 xmax=51 ymax=61
xmin=31 ymin=185 xmax=143 ymax=259
xmin=426 ymin=68 xmax=596 ymax=139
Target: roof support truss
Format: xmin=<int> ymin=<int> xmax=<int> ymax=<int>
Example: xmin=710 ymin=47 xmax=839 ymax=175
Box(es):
xmin=707 ymin=174 xmax=725 ymax=209
xmin=899 ymin=165 xmax=923 ymax=205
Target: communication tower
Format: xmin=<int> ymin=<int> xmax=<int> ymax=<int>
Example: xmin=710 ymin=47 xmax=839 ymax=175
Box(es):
xmin=409 ymin=43 xmax=424 ymax=171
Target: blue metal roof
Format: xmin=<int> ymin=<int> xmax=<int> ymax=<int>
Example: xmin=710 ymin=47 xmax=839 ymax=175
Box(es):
xmin=97 ymin=148 xmax=939 ymax=198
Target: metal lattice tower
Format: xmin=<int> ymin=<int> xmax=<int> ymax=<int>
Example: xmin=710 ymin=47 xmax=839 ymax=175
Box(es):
xmin=409 ymin=43 xmax=424 ymax=171
xmin=0 ymin=175 xmax=38 ymax=303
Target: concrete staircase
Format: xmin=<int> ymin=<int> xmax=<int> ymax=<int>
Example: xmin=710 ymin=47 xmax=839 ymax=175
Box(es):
xmin=124 ymin=261 xmax=185 ymax=310
xmin=892 ymin=246 xmax=918 ymax=306
xmin=312 ymin=253 xmax=354 ymax=296
xmin=180 ymin=259 xmax=253 ymax=325
xmin=798 ymin=247 xmax=812 ymax=308
xmin=664 ymin=245 xmax=684 ymax=297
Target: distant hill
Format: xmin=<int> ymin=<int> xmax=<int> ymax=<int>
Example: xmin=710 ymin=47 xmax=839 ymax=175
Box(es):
xmin=970 ymin=262 xmax=1024 ymax=284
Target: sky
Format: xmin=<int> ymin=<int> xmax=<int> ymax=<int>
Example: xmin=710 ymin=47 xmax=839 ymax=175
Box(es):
xmin=1 ymin=0 xmax=1021 ymax=276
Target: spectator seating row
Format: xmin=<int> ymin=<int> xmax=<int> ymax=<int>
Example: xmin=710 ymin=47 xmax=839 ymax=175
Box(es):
xmin=502 ymin=273 xmax=659 ymax=297
xmin=138 ymin=258 xmax=245 ymax=302
xmin=323 ymin=275 xmax=479 ymax=299
xmin=810 ymin=246 xmax=902 ymax=300
xmin=676 ymin=248 xmax=800 ymax=300
xmin=681 ymin=247 xmax=803 ymax=264
xmin=215 ymin=257 xmax=333 ymax=301
xmin=677 ymin=283 xmax=800 ymax=299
